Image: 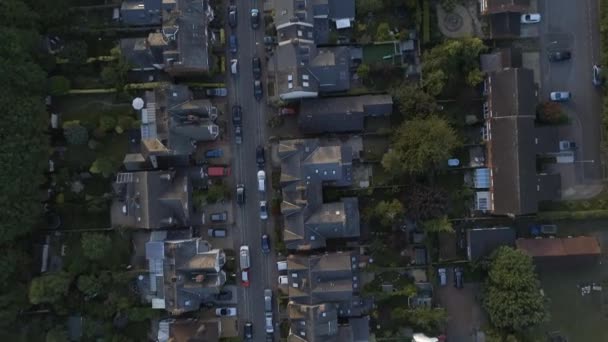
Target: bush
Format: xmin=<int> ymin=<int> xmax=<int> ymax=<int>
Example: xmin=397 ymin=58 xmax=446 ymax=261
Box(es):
xmin=48 ymin=76 xmax=71 ymax=96
xmin=98 ymin=116 xmax=117 ymax=132
xmin=375 ymin=22 xmax=392 ymax=41
xmin=536 ymin=101 xmax=568 ymax=124
xmin=63 ymin=120 xmax=89 ymax=145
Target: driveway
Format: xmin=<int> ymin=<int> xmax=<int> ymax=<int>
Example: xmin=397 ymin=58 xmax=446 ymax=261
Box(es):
xmin=538 ymin=0 xmax=604 ymax=199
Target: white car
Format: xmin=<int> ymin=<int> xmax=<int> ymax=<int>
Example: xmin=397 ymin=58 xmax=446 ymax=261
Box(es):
xmin=215 ymin=307 xmax=237 ymax=317
xmin=438 ymin=268 xmax=447 ymax=286
xmin=257 ymin=170 xmax=266 ymax=192
xmin=230 ymin=59 xmax=238 ymax=75
xmin=260 ymin=201 xmax=268 ymax=220
xmin=521 ymin=13 xmax=541 ymax=23
xmin=265 ymin=312 xmax=274 ymax=333
xmin=550 ymin=91 xmax=571 ymax=102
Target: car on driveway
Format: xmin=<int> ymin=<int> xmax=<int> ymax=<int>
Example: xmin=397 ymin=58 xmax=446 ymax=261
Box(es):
xmin=550 ymin=91 xmax=571 ymax=102
xmin=244 ymin=322 xmax=253 ymax=340
xmin=593 ymin=65 xmax=603 ymax=86
xmin=235 ymin=125 xmax=242 ymax=144
xmin=216 ymin=307 xmax=237 ymax=317
xmin=278 ymin=107 xmax=297 ymax=116
xmin=205 ymin=88 xmax=228 ymax=97
xmin=208 ymin=228 xmax=227 ymax=238
xmin=232 ymin=105 xmax=242 ymax=125
xmin=261 ymin=234 xmax=271 ymax=253
xmin=241 ymin=269 xmax=250 ymax=287
xmin=453 ymin=267 xmax=464 ymax=289
xmin=548 ymin=50 xmax=571 ymax=62
xmin=260 ymin=201 xmax=268 ymax=220
xmin=254 ymin=79 xmax=263 ymax=100
xmin=252 ymin=56 xmax=261 ymax=79
xmin=236 ymin=184 xmax=245 ymax=205
xmin=256 ymin=145 xmax=265 ymax=167
xmin=521 ymin=13 xmax=541 ymax=23
xmin=438 ymin=268 xmax=447 ymax=286
xmin=229 ymin=34 xmax=238 ymax=54
xmin=210 ymin=212 xmax=227 ymax=222
xmin=205 ymin=148 xmax=223 ymax=158
xmin=251 ymin=8 xmax=260 ymax=29
xmin=228 ymin=5 xmax=237 ymax=28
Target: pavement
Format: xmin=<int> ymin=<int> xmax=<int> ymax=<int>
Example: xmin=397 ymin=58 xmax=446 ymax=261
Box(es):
xmin=537 ymin=0 xmax=604 ymax=199
xmin=226 ymin=1 xmax=278 ymax=341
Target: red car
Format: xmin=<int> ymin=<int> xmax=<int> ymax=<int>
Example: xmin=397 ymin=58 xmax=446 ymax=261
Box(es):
xmin=278 ymin=107 xmax=296 ymax=116
xmin=241 ymin=269 xmax=250 ymax=287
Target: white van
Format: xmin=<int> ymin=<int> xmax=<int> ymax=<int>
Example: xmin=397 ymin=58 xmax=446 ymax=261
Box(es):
xmin=239 ymin=245 xmax=250 ymax=270
xmin=257 ymin=170 xmax=266 ymax=192
xmin=230 ymin=59 xmax=238 ymax=75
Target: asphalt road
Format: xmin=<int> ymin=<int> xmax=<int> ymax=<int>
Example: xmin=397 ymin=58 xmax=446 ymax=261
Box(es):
xmin=227 ymin=1 xmax=277 ymax=341
xmin=538 ymin=0 xmax=603 ymax=194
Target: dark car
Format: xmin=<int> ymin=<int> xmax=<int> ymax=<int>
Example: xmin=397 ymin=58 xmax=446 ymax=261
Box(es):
xmin=256 ymin=145 xmax=265 ymax=167
xmin=593 ymin=64 xmax=603 ymax=86
xmin=263 ymin=36 xmax=277 ymax=45
xmin=548 ymin=50 xmax=571 ymax=62
xmin=229 ymin=34 xmax=238 ymax=54
xmin=244 ymin=322 xmax=253 ymax=340
xmin=453 ymin=267 xmax=464 ymax=289
xmin=228 ymin=5 xmax=237 ymax=28
xmin=235 ymin=125 xmax=242 ymax=144
xmin=254 ymin=79 xmax=263 ymax=100
xmin=215 ymin=290 xmax=233 ymax=301
xmin=232 ymin=105 xmax=242 ymax=125
xmin=261 ymin=234 xmax=271 ymax=253
xmin=236 ymin=184 xmax=245 ymax=205
xmin=205 ymin=148 xmax=223 ymax=158
xmin=252 ymin=56 xmax=262 ymax=79
xmin=251 ymin=8 xmax=260 ymax=29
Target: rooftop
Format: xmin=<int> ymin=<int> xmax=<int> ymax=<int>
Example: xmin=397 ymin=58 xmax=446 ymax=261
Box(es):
xmin=516 ymin=236 xmax=601 ymax=258
xmin=467 ymin=227 xmax=516 ymax=260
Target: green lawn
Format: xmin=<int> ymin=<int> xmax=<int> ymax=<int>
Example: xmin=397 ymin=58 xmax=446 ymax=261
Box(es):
xmin=362 ymin=43 xmax=400 ymax=64
xmin=57 ymin=94 xmax=132 ymax=126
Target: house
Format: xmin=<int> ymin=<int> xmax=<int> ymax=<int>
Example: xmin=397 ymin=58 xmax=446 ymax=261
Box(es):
xmin=284 ymin=252 xmax=371 ymax=316
xmin=516 ymin=236 xmax=601 ymax=268
xmin=138 ymin=84 xmax=219 ymax=159
xmin=120 ymin=0 xmax=214 ymax=76
xmin=157 ymin=318 xmax=221 ymax=342
xmin=479 ymin=0 xmax=530 ymax=15
xmin=480 ymin=47 xmax=522 ymax=73
xmin=279 ymin=139 xmax=361 ymax=250
xmin=298 ymin=95 xmax=393 ymax=133
xmin=466 ymin=227 xmax=516 ymax=260
xmin=286 ymin=302 xmax=370 ymax=342
xmin=487 ymin=12 xmax=522 ymax=39
xmin=120 ymin=0 xmax=162 ymax=26
xmin=480 ymin=68 xmax=561 ymax=216
xmin=110 ymin=168 xmax=193 ymax=229
xmin=273 ymin=0 xmax=357 ymax=100
xmin=144 ymin=237 xmax=226 ymax=315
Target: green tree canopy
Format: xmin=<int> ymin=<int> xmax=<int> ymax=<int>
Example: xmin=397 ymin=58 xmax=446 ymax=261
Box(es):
xmin=483 ymin=247 xmax=547 ymax=333
xmin=29 ymin=272 xmax=72 ymax=305
xmin=421 ymin=37 xmax=486 ymax=95
xmin=382 ymin=115 xmax=461 ymax=175
xmin=58 ymin=40 xmax=88 ymax=65
xmin=375 ymin=22 xmax=391 ymax=41
xmin=391 ymin=307 xmax=447 ymax=335
xmin=391 ymin=83 xmax=438 ymax=117
xmin=372 ymin=199 xmax=404 ymax=227
xmin=356 ymin=0 xmax=383 ymax=14
xmin=48 ymin=75 xmax=71 ymax=96
xmin=46 ymin=326 xmax=69 ymax=342
xmin=63 ymin=120 xmax=89 ymax=145
xmin=81 ymin=233 xmax=112 ymax=261
xmin=356 ymin=63 xmax=371 ymax=80
xmin=89 ymin=157 xmax=117 ymax=178
xmin=421 ymin=216 xmax=453 ymax=233
xmin=77 ymin=274 xmax=103 ymax=297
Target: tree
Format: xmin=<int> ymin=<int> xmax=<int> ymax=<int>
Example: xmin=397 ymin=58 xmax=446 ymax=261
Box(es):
xmin=372 ymin=199 xmax=404 ymax=227
xmin=356 ymin=0 xmax=383 ymax=14
xmin=63 ymin=120 xmax=89 ymax=145
xmin=100 ymin=66 xmax=118 ymax=87
xmin=58 ymin=40 xmax=88 ymax=65
xmin=81 ymin=233 xmax=112 ymax=261
xmin=536 ymin=101 xmax=566 ymax=124
xmin=98 ymin=116 xmax=117 ymax=132
xmin=422 ymin=38 xmax=486 ymax=95
xmin=375 ymin=22 xmax=392 ymax=41
xmin=46 ymin=326 xmax=69 ymax=342
xmin=405 ymin=185 xmax=448 ymax=221
xmin=48 ymin=75 xmax=71 ymax=96
xmin=391 ymin=83 xmax=438 ymax=117
xmin=89 ymin=157 xmax=116 ymax=178
xmin=392 ymin=307 xmax=447 ymax=335
xmin=382 ymin=116 xmax=461 ymax=175
xmin=484 ymin=247 xmax=547 ymax=333
xmin=77 ymin=274 xmax=103 ymax=297
xmin=356 ymin=63 xmax=371 ymax=80
xmin=422 ymin=216 xmax=453 ymax=233
xmin=29 ymin=272 xmax=72 ymax=304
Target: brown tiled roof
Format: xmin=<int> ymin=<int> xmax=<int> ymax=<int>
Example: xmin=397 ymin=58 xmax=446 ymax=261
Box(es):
xmin=516 ymin=236 xmax=601 ymax=257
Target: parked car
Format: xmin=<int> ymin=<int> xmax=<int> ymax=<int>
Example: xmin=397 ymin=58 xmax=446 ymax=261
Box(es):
xmin=236 ymin=184 xmax=245 ymax=205
xmin=208 ymin=228 xmax=227 ymax=238
xmin=453 ymin=267 xmax=464 ymax=289
xmin=252 ymin=56 xmax=261 ymax=79
xmin=278 ymin=107 xmax=296 ymax=116
xmin=257 ymin=170 xmax=266 ymax=192
xmin=265 ymin=312 xmax=274 ymax=333
xmin=215 ymin=290 xmax=233 ymax=301
xmin=260 ymin=201 xmax=268 ymax=220
xmin=207 ymin=166 xmax=231 ymax=177
xmin=205 ymin=88 xmax=228 ymax=97
xmin=215 ymin=307 xmax=237 ymax=317
xmin=521 ymin=13 xmax=541 ymax=23
xmin=240 ymin=245 xmax=250 ymax=269
xmin=241 ymin=269 xmax=250 ymax=287
xmin=264 ymin=289 xmax=273 ymax=312
xmin=261 ymin=234 xmax=271 ymax=253
xmin=438 ymin=268 xmax=447 ymax=286
xmin=205 ymin=148 xmax=223 ymax=158
xmin=263 ymin=36 xmax=277 ymax=45
xmin=244 ymin=322 xmax=253 ymax=340
xmin=548 ymin=50 xmax=571 ymax=62
xmin=550 ymin=91 xmax=571 ymax=102
xmin=251 ymin=8 xmax=260 ymax=29
xmin=228 ymin=5 xmax=237 ymax=28
xmin=256 ymin=145 xmax=265 ymax=167
xmin=235 ymin=125 xmax=242 ymax=144
xmin=230 ymin=58 xmax=238 ymax=75
xmin=593 ymin=64 xmax=603 ymax=86
xmin=254 ymin=79 xmax=263 ymax=100
xmin=232 ymin=105 xmax=242 ymax=125
xmin=229 ymin=34 xmax=238 ymax=54
xmin=210 ymin=212 xmax=227 ymax=222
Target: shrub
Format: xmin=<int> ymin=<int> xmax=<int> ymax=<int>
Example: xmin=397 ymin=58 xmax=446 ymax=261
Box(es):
xmin=48 ymin=75 xmax=71 ymax=96
xmin=98 ymin=116 xmax=117 ymax=132
xmin=63 ymin=120 xmax=89 ymax=145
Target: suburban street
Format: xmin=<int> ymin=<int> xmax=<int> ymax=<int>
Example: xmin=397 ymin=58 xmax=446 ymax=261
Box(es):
xmin=227 ymin=0 xmax=277 ymax=340
xmin=539 ymin=0 xmax=604 ymax=198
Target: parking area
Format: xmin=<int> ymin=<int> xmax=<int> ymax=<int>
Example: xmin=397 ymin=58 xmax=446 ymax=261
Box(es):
xmin=537 ymin=0 xmax=603 ymax=198
xmin=436 ymin=267 xmax=486 ymax=342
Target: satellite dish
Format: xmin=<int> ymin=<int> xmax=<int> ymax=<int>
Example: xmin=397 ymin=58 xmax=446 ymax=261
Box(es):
xmin=132 ymin=97 xmax=144 ymax=110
